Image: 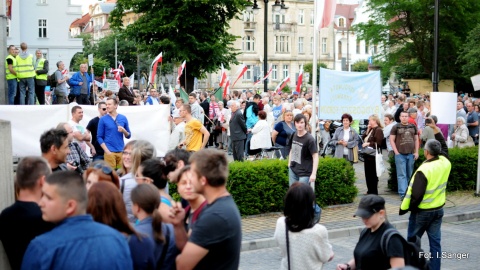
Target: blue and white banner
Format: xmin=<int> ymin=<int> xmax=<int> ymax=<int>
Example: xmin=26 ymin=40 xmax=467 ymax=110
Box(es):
xmin=319 ymin=68 xmax=382 ymax=120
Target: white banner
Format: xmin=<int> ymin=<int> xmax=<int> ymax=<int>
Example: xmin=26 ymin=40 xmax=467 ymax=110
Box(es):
xmin=104 ymin=79 xmax=120 ymax=92
xmin=471 ymin=74 xmax=480 ymax=91
xmin=430 ymin=92 xmax=457 ymax=124
xmin=319 ymin=68 xmax=382 ymax=120
xmin=0 ymin=105 xmax=170 ymax=157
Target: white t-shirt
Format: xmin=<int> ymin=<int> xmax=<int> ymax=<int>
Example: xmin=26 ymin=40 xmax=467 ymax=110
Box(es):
xmin=69 ymin=119 xmax=87 ymax=152
xmin=343 ymin=128 xmax=350 ymax=155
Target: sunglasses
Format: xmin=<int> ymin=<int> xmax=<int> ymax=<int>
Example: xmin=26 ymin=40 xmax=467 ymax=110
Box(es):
xmin=93 ymin=163 xmax=113 ymax=177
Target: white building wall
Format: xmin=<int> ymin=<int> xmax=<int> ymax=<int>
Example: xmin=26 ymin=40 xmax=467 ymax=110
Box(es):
xmin=8 ymin=0 xmax=84 ymax=73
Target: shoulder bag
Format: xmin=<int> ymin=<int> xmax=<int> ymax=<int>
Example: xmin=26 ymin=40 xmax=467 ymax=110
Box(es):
xmin=375 ymin=143 xmax=386 ymax=177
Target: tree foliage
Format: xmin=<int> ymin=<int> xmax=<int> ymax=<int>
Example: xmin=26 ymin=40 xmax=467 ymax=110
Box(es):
xmin=304 ymin=62 xmax=328 ymax=85
xmin=458 ymin=24 xmax=480 ymax=78
xmin=352 ymin=60 xmax=369 ymax=72
xmin=109 ymin=0 xmax=248 ymax=92
xmin=354 ymin=0 xmax=480 ymax=83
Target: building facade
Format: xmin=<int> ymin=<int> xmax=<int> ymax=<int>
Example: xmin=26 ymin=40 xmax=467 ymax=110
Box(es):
xmin=7 ymin=0 xmax=83 ymax=73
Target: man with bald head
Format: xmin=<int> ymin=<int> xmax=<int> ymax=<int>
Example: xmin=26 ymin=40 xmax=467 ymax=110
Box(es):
xmin=118 ymin=76 xmax=139 ymax=105
xmin=69 ymin=63 xmax=93 ymax=105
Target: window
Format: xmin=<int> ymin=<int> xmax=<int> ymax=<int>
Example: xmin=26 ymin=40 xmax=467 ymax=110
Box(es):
xmin=242 ymin=36 xmax=255 ymax=52
xmin=310 ymin=10 xmax=314 ymax=25
xmin=6 ymin=19 xmax=10 ymax=37
xmin=298 ymin=10 xmax=304 ymax=25
xmin=310 ymin=37 xmax=314 ymax=54
xmin=243 ymin=11 xmax=255 ymax=22
xmin=283 ymin=65 xmax=289 ymax=79
xmin=275 ymin=36 xmax=289 ymax=53
xmin=339 ymin=18 xmax=345 ymax=27
xmin=365 ymin=41 xmax=369 ymax=54
xmin=356 ymin=40 xmax=360 ymax=54
xmin=273 ymin=14 xmax=286 ymax=24
xmin=272 ymin=65 xmax=278 ymax=80
xmin=298 ymin=37 xmax=304 ymax=53
xmin=244 ymin=65 xmax=253 ymax=80
xmin=373 ymin=44 xmax=378 ymax=54
xmin=322 ymin=38 xmax=327 ymax=53
xmin=38 ymin=19 xmax=47 ymax=38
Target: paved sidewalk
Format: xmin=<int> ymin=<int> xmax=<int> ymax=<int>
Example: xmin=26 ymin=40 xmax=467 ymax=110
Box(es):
xmin=240 ymin=156 xmax=480 ymax=251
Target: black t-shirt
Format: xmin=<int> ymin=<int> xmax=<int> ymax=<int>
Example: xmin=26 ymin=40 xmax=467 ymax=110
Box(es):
xmin=0 ymin=201 xmax=55 ymax=270
xmin=353 ymin=222 xmax=404 ymax=270
xmin=189 ymin=195 xmax=242 ymax=270
xmin=86 ymin=116 xmax=104 ymax=156
xmin=289 ymin=132 xmax=318 ymax=177
xmin=6 ymin=58 xmax=13 ymax=65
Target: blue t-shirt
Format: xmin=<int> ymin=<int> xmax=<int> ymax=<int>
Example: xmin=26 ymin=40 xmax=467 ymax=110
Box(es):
xmin=272 ymin=105 xmax=283 ymax=123
xmin=97 ymin=114 xmax=131 ymax=152
xmin=467 ymin=111 xmax=479 ymax=138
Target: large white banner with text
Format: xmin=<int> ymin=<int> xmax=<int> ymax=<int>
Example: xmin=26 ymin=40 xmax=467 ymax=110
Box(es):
xmin=0 ymin=105 xmax=170 ymax=157
xmin=319 ymin=68 xmax=382 ymax=120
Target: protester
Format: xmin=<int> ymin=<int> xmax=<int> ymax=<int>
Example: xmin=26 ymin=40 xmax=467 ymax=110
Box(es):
xmin=168 ymin=110 xmax=186 ymax=151
xmin=244 ymin=94 xmax=261 ymax=157
xmin=40 ymin=128 xmax=70 ymax=172
xmin=288 ymin=114 xmax=318 ymax=186
xmin=145 ymin=88 xmax=160 ymax=105
xmin=164 ymin=148 xmax=191 ymax=184
xmin=272 ymin=110 xmax=296 ymax=158
xmin=87 ymin=181 xmax=156 ymax=270
xmin=250 ymin=110 xmax=273 ymax=152
xmin=34 ymin=49 xmax=48 ymax=105
xmin=22 ymin=171 xmax=133 ymax=269
xmin=179 ymin=104 xmax=210 ymax=151
xmin=84 ymin=161 xmax=120 ymax=189
xmin=58 ymin=122 xmax=90 ymax=174
xmin=229 ymin=101 xmax=247 ymax=161
xmin=69 ymin=64 xmax=93 ymax=105
xmin=451 ymin=116 xmax=471 ymax=148
xmin=118 ymin=77 xmax=140 ymax=105
xmin=0 ymin=157 xmax=55 ymax=270
xmin=118 ymin=140 xmax=136 ymax=177
xmin=132 ymin=184 xmax=178 ymax=270
xmin=215 ymin=101 xmax=229 ymax=150
xmin=274 ymin=182 xmax=334 ymax=269
xmin=400 ymin=139 xmax=451 ymax=270
xmin=336 ymin=195 xmax=405 ymax=270
xmin=465 ymin=102 xmax=479 ymax=145
xmin=362 ymin=114 xmax=384 ymax=195
xmin=86 ymin=101 xmax=108 ymax=161
xmin=330 ymin=113 xmax=360 ymax=164
xmin=69 ymin=105 xmax=93 ymax=152
xmin=383 ymin=113 xmax=396 ymax=157
xmin=54 ymin=61 xmax=69 ymax=104
xmin=170 ymin=149 xmax=242 ymax=269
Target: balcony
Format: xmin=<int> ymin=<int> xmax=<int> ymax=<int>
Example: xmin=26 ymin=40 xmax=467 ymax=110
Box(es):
xmin=273 ymin=23 xmax=292 ymax=32
xmin=244 ymin=21 xmax=257 ymax=31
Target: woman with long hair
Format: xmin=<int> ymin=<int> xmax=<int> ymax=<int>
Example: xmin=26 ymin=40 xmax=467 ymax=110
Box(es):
xmin=84 ymin=161 xmax=120 ymax=190
xmin=135 ymin=159 xmax=173 ymax=222
xmin=87 ymin=181 xmax=156 ymax=270
xmin=336 ymin=195 xmax=404 ymax=270
xmin=362 ymin=114 xmax=384 ymax=195
xmin=274 ymin=182 xmax=334 ymax=269
xmin=123 ymin=140 xmax=156 ymax=223
xmin=132 ymin=184 xmax=178 ymax=270
xmin=272 ymin=110 xmax=296 ymax=158
xmin=330 ymin=113 xmax=360 ymax=164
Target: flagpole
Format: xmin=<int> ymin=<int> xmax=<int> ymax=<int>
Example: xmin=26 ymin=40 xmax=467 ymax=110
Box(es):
xmin=184 ymin=64 xmax=187 ymax=92
xmin=311 ymin=0 xmax=320 ymax=191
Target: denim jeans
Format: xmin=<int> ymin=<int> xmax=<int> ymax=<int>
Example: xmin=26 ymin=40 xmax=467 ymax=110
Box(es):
xmin=92 ymin=155 xmax=104 ymax=162
xmin=408 ymin=208 xmax=444 ymax=270
xmin=244 ymin=132 xmax=253 ymax=156
xmin=18 ymin=77 xmax=35 ymax=105
xmin=7 ymin=79 xmax=17 ymax=105
xmin=395 ymin=153 xmax=415 ymax=197
xmin=288 ymin=167 xmax=310 ymax=186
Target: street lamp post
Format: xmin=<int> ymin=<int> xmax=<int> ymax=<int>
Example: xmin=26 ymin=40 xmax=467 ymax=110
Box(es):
xmin=247 ymin=0 xmax=287 ymax=92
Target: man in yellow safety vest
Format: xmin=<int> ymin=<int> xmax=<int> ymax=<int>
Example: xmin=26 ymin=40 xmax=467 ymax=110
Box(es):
xmin=34 ymin=50 xmax=49 ymax=105
xmin=5 ymin=45 xmax=17 ymax=105
xmin=399 ymin=139 xmax=451 ymax=270
xmin=16 ymin=42 xmax=36 ymax=105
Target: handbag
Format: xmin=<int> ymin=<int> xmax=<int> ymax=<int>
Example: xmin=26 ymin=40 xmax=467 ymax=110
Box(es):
xmin=353 ymin=145 xmax=359 ymax=163
xmin=456 ymin=135 xmax=474 ymax=148
xmin=375 ymin=143 xmax=386 ymax=177
xmin=359 ymin=147 xmax=376 ymax=157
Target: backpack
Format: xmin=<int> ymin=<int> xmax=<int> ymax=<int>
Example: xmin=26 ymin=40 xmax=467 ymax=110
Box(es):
xmin=380 ymin=228 xmax=430 ymax=270
xmin=47 ymin=73 xmax=57 ymax=88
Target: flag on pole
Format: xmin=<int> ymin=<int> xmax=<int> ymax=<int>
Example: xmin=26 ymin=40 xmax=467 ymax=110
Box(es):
xmin=114 ymin=71 xmax=122 ymax=88
xmin=118 ymin=61 xmax=125 ymax=74
xmin=231 ymin=63 xmax=248 ymax=87
xmin=179 ymin=85 xmax=189 ymax=102
xmin=168 ymin=84 xmax=177 ymax=106
xmin=102 ymin=68 xmax=106 ymax=81
xmin=275 ymin=76 xmax=290 ymax=93
xmin=149 ymin=52 xmax=163 ymax=84
xmin=176 ymin=60 xmax=186 ymax=84
xmin=129 ymin=73 xmax=135 ymax=89
xmin=223 ymin=78 xmax=231 ymax=99
xmin=219 ymin=64 xmax=227 ymax=87
xmin=296 ymin=65 xmax=303 ymax=93
xmin=254 ymin=64 xmax=273 ymax=85
xmin=160 ymin=83 xmax=166 ymax=95
xmin=316 ymin=0 xmax=337 ymax=29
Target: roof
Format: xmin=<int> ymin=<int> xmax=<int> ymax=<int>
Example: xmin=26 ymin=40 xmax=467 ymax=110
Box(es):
xmin=98 ymin=3 xmax=116 ymax=14
xmin=101 ymin=21 xmax=110 ymax=31
xmin=334 ymin=4 xmax=359 ymax=29
xmin=70 ymin=13 xmax=91 ymax=28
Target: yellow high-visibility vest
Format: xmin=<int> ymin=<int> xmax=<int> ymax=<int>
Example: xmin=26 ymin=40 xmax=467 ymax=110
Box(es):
xmin=35 ymin=58 xmax=47 ymax=81
xmin=16 ymin=54 xmax=36 ymax=79
xmin=5 ymin=55 xmax=17 ymax=80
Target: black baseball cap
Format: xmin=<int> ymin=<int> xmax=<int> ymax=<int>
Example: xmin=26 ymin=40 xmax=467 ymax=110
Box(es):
xmin=353 ymin=195 xmax=386 ymax=218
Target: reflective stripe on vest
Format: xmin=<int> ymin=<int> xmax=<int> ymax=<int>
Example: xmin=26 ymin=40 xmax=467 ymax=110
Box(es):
xmin=16 ymin=54 xmax=36 ymax=78
xmin=35 ymin=58 xmax=47 ymax=80
xmin=5 ymin=55 xmax=17 ymax=80
xmin=400 ymin=155 xmax=451 ymax=211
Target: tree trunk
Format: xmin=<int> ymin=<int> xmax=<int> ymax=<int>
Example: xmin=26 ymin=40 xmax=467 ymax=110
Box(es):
xmin=179 ymin=72 xmax=196 ymax=93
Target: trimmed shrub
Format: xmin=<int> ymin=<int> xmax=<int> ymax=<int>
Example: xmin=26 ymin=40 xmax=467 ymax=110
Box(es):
xmin=388 ymin=146 xmax=478 ymax=192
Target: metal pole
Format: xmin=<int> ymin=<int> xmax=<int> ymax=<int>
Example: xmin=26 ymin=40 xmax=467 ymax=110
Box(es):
xmin=263 ymin=0 xmax=268 ymax=93
xmin=432 ymin=0 xmax=439 ymax=92
xmin=476 ymin=144 xmax=480 ymax=197
xmin=311 ymin=0 xmax=319 ymax=190
xmin=115 ymin=38 xmax=118 ymax=70
xmin=136 ymin=50 xmax=140 ymax=90
xmin=0 ymin=0 xmax=8 ymax=104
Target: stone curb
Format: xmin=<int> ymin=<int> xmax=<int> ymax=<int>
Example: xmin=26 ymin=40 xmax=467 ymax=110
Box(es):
xmin=241 ymin=210 xmax=480 ymax=252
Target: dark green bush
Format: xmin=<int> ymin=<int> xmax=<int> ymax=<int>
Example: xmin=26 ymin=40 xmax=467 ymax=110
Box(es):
xmin=388 ymin=146 xmax=478 ymax=192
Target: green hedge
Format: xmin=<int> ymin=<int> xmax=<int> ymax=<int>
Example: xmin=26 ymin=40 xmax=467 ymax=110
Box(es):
xmin=169 ymin=158 xmax=357 ymax=216
xmin=388 ymin=146 xmax=478 ymax=192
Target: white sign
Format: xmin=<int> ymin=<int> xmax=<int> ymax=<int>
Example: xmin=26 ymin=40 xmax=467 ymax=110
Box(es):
xmin=319 ymin=68 xmax=382 ymax=120
xmin=0 ymin=105 xmax=171 ymax=157
xmin=430 ymin=92 xmax=457 ymax=124
xmin=104 ymin=79 xmax=120 ymax=92
xmin=88 ymin=54 xmax=94 ymax=66
xmin=471 ymin=74 xmax=480 ymax=91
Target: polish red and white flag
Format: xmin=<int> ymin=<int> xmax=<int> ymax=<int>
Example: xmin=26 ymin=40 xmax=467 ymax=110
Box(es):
xmin=150 ymin=52 xmax=163 ymax=84
xmin=176 ymin=60 xmax=186 ymax=84
xmin=231 ymin=63 xmax=248 ymax=88
xmin=219 ymin=64 xmax=227 ymax=88
xmin=254 ymin=64 xmax=273 ymax=85
xmin=275 ymin=76 xmax=290 ymax=93
xmin=296 ymin=65 xmax=303 ymax=93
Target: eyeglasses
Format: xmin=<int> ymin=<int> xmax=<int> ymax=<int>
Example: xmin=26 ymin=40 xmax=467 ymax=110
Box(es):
xmin=122 ymin=151 xmax=131 ymax=156
xmin=93 ymin=163 xmax=113 ymax=175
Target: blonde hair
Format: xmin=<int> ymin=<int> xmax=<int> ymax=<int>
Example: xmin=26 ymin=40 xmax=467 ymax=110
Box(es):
xmin=131 ymin=140 xmax=156 ymax=177
xmin=369 ymin=114 xmax=384 ymax=128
